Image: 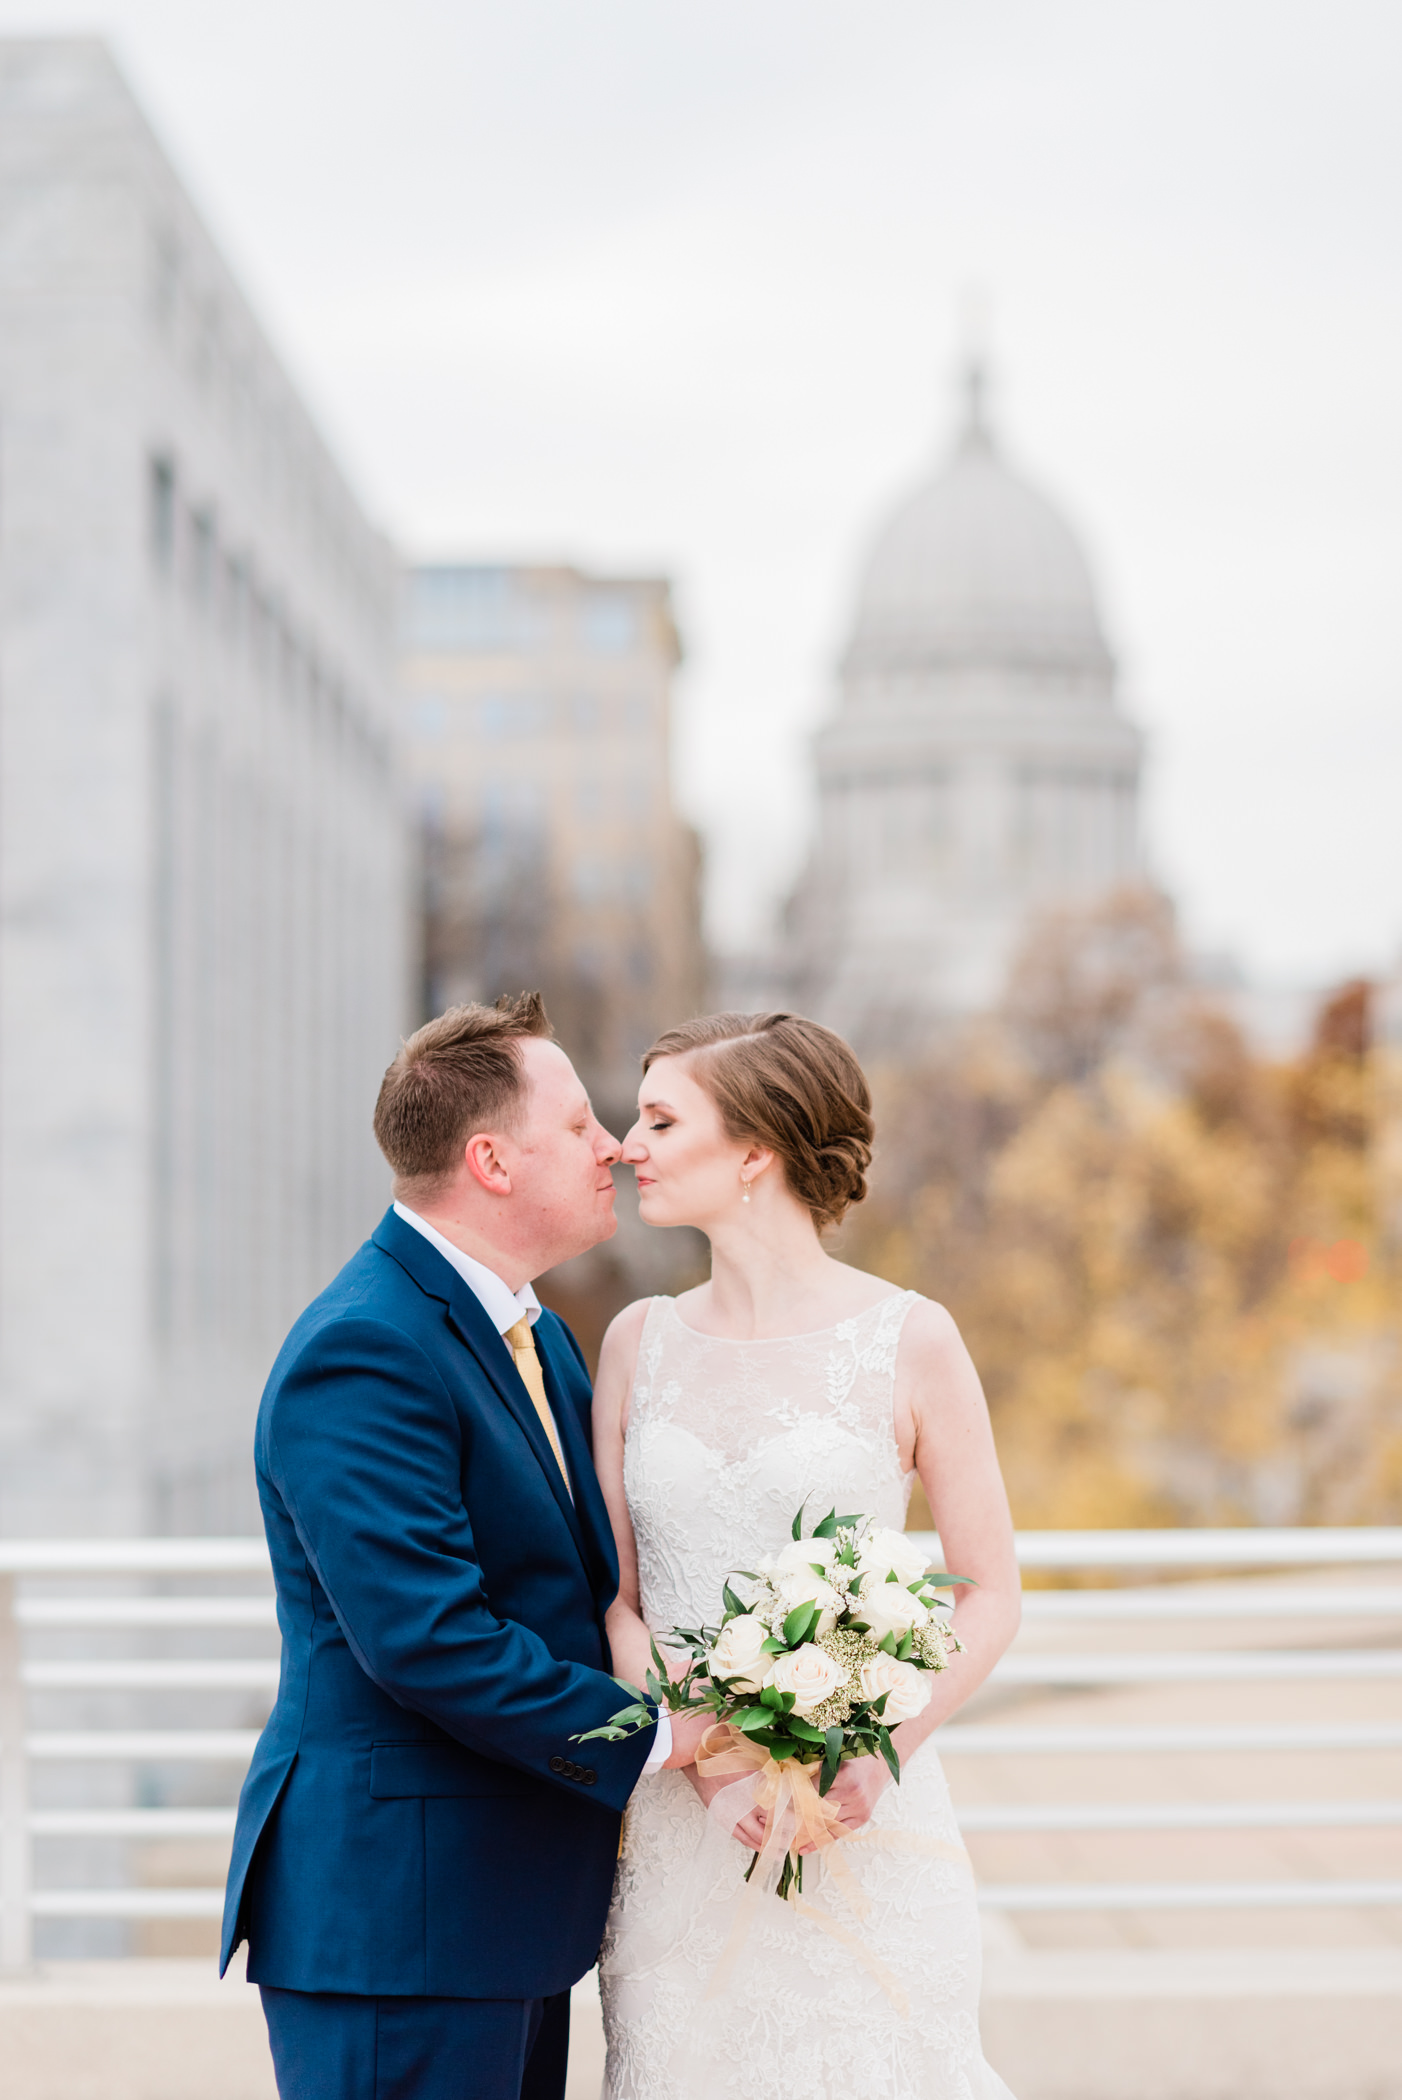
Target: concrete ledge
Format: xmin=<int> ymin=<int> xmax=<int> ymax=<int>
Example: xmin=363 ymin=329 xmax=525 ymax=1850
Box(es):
xmin=4 ymin=1950 xmax=1400 ymax=2100
xmin=980 ymin=1947 xmax=1402 ymax=2100
xmin=0 ymin=1956 xmax=274 ymax=2100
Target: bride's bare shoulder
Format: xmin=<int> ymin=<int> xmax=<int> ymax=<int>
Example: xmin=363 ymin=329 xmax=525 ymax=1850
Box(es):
xmin=597 ymin=1295 xmax=659 ymax=1382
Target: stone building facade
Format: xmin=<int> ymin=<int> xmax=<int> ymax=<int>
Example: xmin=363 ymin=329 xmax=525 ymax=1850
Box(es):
xmin=788 ymin=365 xmax=1143 ymax=1048
xmin=401 ymin=564 xmax=706 ymax=1123
xmin=0 ymin=41 xmax=408 ymax=1536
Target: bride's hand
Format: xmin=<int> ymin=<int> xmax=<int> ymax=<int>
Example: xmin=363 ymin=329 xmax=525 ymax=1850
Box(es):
xmin=683 ymin=1766 xmax=769 ymax=1851
xmin=802 ymin=1752 xmax=891 ymax=1848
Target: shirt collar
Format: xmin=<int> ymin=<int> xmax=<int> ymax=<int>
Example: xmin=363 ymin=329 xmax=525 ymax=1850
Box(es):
xmin=391 ymin=1201 xmax=541 ymax=1338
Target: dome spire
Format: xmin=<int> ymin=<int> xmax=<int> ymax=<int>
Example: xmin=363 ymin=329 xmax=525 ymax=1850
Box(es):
xmin=955 ymin=284 xmax=994 ymax=455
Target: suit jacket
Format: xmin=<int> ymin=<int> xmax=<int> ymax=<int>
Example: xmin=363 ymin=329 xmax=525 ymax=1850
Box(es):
xmin=220 ymin=1207 xmax=655 ymax=1998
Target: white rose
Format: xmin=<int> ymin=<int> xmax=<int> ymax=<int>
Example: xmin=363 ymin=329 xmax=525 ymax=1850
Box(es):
xmin=768 ymin=1645 xmax=848 ymax=1717
xmin=705 ymin=1614 xmax=773 ymax=1695
xmin=773 ymin=1536 xmax=838 ymax=1576
xmin=774 ymin=1569 xmax=842 ymax=1636
xmin=856 ymin=1526 xmax=931 ymax=1588
xmin=858 ymin=1653 xmax=932 ymax=1725
xmin=855 ymin=1581 xmax=929 ymax=1644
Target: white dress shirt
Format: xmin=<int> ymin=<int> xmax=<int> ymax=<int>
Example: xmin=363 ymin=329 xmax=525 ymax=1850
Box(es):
xmin=391 ymin=1200 xmax=671 ymax=1773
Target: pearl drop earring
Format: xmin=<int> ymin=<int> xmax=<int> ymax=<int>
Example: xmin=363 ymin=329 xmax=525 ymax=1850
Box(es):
xmin=740 ymin=1177 xmax=751 ymax=1204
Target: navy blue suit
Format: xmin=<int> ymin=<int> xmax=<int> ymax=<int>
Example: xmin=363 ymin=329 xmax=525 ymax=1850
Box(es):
xmin=222 ymin=1208 xmax=654 ymax=2096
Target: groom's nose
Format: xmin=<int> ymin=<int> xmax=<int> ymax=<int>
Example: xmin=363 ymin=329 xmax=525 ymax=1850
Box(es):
xmin=595 ymin=1123 xmax=622 ymax=1165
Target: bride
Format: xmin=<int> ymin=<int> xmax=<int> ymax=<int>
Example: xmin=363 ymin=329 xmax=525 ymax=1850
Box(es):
xmin=591 ymin=1011 xmax=1021 ymax=2100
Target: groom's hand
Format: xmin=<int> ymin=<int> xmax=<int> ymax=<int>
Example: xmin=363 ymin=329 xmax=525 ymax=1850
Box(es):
xmin=661 ymin=1707 xmax=712 ymax=1769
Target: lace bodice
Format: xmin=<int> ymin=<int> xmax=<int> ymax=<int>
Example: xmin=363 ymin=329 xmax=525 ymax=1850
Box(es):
xmin=625 ymin=1292 xmax=918 ymax=1636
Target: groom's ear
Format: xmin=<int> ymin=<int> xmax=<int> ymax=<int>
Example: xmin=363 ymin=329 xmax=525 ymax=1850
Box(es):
xmin=463 ymin=1131 xmax=514 ymax=1197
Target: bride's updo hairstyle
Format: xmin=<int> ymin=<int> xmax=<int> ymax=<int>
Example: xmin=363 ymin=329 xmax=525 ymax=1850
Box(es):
xmin=642 ymin=1012 xmax=874 ymax=1230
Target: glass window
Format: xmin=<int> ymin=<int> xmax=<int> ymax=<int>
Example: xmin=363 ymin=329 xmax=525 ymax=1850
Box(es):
xmin=149 ymin=455 xmax=176 ymax=575
xmin=582 ymin=592 xmax=635 ymax=654
xmin=402 ymin=566 xmax=547 ymax=653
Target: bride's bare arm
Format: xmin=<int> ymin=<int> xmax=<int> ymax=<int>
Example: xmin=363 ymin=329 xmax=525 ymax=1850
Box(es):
xmin=821 ymin=1297 xmax=1021 ymax=1834
xmin=593 ymin=1300 xmax=656 ymax=1692
xmin=593 ymin=1300 xmax=762 ymax=1820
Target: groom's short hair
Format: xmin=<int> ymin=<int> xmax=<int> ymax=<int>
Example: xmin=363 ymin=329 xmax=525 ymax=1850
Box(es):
xmin=373 ymin=991 xmax=553 ymax=1192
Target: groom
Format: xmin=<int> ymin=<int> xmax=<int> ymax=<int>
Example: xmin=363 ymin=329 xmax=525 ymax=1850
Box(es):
xmin=222 ymin=995 xmax=706 ymax=2100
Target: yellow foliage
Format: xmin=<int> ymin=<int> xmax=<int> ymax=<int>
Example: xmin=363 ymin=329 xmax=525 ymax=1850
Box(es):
xmin=847 ymin=900 xmax=1402 ymax=1529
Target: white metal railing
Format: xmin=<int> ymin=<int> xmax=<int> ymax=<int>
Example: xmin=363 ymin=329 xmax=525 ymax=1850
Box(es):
xmin=0 ymin=1529 xmax=1399 ymax=1966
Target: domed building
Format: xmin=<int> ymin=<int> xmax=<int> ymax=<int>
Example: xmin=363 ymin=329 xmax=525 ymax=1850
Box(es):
xmin=788 ymin=361 xmax=1143 ymax=1046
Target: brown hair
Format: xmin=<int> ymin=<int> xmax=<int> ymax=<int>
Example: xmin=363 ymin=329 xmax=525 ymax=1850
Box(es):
xmin=643 ymin=1011 xmax=873 ymax=1230
xmin=373 ymin=991 xmax=553 ymax=1192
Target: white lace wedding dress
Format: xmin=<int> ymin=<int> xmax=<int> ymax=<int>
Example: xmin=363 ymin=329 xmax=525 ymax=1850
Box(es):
xmin=599 ymin=1293 xmax=1015 ymax=2100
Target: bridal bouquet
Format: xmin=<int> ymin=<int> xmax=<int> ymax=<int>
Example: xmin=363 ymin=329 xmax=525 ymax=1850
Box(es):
xmin=578 ymin=1505 xmax=966 ymax=1899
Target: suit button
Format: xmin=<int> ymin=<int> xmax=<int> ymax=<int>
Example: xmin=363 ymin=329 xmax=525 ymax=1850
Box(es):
xmin=563 ymin=1759 xmax=578 ymax=1779
xmin=582 ymin=1768 xmax=597 ymax=1786
xmin=549 ymin=1756 xmax=565 ymax=1774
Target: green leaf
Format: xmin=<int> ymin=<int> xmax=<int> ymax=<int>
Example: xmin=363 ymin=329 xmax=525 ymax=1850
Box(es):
xmin=768 ymin=1738 xmax=800 ymax=1760
xmin=791 ymin=1498 xmax=810 ymax=1543
xmin=721 ymin=1581 xmax=747 ymax=1620
xmin=879 ymin=1632 xmax=899 ymax=1657
xmin=870 ymin=1690 xmax=891 ymax=1716
xmin=760 ymin=1684 xmax=785 ymax=1710
xmin=783 ymin=1600 xmax=820 ymax=1647
xmin=785 ymin=1718 xmax=827 ymax=1745
xmin=812 ymin=1507 xmax=839 ymax=1540
xmin=729 ymin=1572 xmax=763 ymax=1583
xmin=732 ymin=1707 xmax=776 ymax=1734
xmin=896 ymin=1631 xmax=914 ymax=1661
xmin=877 ymin=1725 xmax=902 ymax=1786
xmin=833 ymin=1514 xmax=864 ymax=1530
xmin=760 ymin=1637 xmax=787 ymax=1654
xmin=922 ymin=1571 xmax=977 ymax=1588
xmin=819 ymin=1725 xmax=843 ymax=1796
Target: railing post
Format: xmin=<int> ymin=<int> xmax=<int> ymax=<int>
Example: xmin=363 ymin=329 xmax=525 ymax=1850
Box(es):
xmin=0 ymin=1572 xmax=33 ymax=1970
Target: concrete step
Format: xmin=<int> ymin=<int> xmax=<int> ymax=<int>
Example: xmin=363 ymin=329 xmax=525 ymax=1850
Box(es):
xmin=3 ymin=1945 xmax=1399 ymax=2100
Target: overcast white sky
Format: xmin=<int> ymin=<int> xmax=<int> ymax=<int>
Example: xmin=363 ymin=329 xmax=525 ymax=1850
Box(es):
xmin=6 ymin=1 xmax=1399 ymax=980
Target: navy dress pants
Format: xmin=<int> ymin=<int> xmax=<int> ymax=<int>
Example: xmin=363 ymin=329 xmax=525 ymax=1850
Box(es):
xmin=259 ymin=1985 xmax=571 ymax=2100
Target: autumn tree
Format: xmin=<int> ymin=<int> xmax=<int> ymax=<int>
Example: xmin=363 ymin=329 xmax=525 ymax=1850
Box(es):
xmin=844 ymin=891 xmax=1402 ymax=1529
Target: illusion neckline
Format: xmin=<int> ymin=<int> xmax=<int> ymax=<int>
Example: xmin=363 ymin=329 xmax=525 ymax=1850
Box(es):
xmin=664 ymin=1287 xmax=912 ymax=1347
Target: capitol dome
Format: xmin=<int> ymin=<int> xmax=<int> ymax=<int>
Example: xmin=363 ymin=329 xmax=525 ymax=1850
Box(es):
xmin=790 ymin=351 xmax=1143 ymax=1046
xmin=847 ymin=366 xmax=1112 ymax=676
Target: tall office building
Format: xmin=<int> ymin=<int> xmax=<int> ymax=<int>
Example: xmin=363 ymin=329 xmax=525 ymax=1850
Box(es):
xmin=401 ymin=564 xmax=706 ymax=1122
xmin=788 ymin=362 xmax=1143 ymax=1048
xmin=0 ymin=41 xmax=409 ymax=1535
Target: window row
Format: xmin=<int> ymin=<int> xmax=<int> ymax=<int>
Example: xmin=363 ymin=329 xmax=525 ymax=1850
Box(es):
xmin=409 ymin=688 xmax=656 ymax=742
xmin=404 ymin=566 xmax=643 ymax=658
xmin=148 ymin=456 xmax=390 ymax=777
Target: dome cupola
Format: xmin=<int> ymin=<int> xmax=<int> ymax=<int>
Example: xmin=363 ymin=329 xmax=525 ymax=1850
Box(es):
xmin=846 ymin=361 xmax=1112 ymax=679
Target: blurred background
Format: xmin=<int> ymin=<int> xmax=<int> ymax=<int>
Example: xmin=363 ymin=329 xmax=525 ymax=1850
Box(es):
xmin=0 ymin=2 xmax=1400 ymax=2052
xmin=1 ymin=0 xmax=1396 ymax=1547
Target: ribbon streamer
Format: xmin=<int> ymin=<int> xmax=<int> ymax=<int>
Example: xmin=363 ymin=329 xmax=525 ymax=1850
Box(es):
xmin=693 ymin=1723 xmax=974 ymax=2018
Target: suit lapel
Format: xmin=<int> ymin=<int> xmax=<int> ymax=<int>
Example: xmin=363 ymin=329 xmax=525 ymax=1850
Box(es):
xmin=371 ymin=1211 xmax=591 ymax=1572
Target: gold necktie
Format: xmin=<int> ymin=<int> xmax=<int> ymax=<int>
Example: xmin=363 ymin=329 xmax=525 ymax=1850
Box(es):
xmin=504 ymin=1317 xmax=569 ymax=1488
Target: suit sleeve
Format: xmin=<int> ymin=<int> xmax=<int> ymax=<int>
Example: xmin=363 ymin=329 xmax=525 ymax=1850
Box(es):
xmin=263 ymin=1315 xmax=655 ymax=1813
